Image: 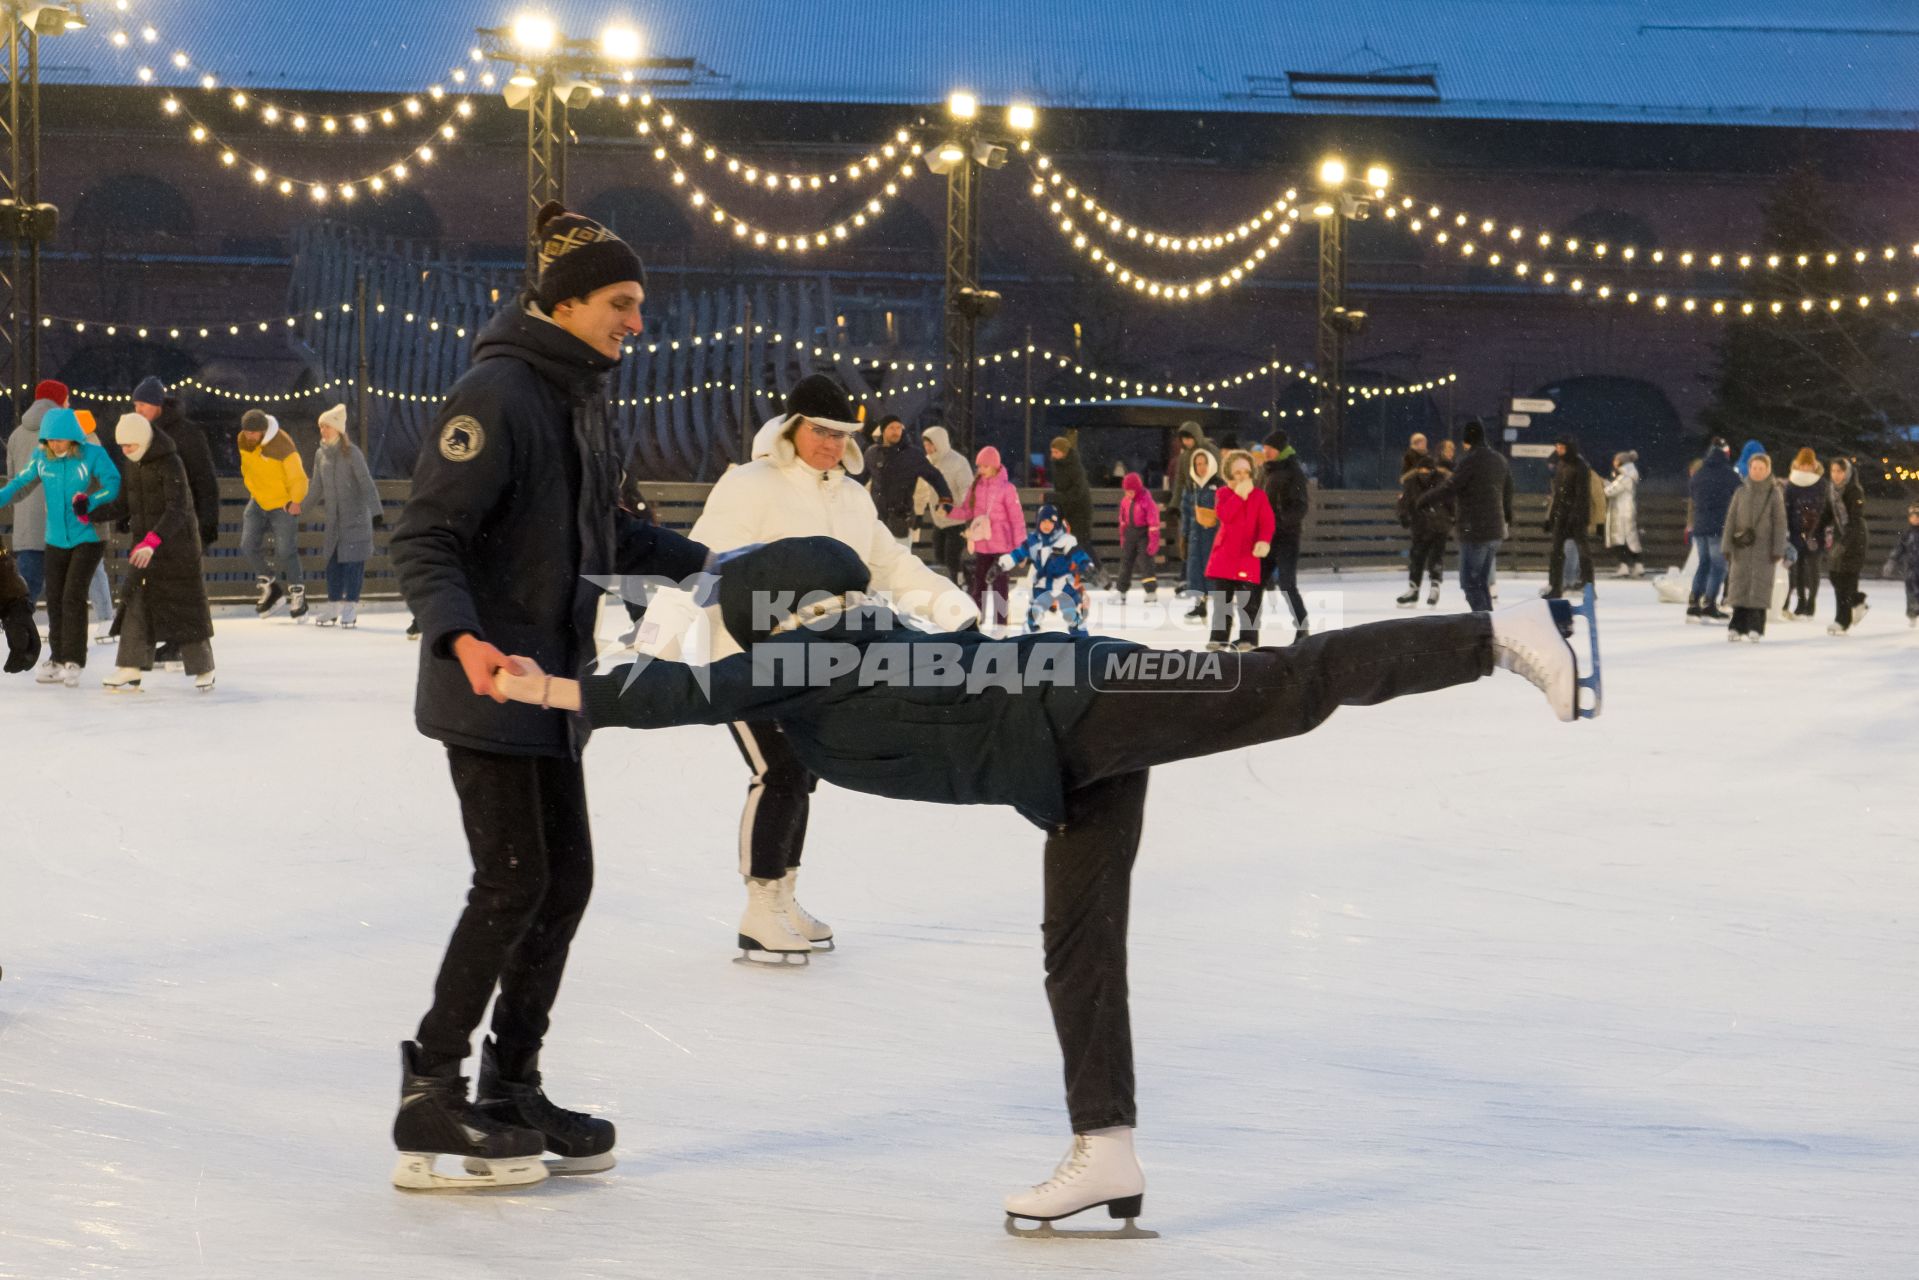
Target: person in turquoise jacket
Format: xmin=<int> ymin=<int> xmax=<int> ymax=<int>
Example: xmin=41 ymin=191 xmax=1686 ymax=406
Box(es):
xmin=0 ymin=407 xmax=121 ymax=680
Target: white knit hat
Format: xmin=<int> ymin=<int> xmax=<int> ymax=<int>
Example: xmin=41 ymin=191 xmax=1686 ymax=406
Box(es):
xmin=114 ymin=411 xmax=153 ymax=454
xmin=318 ymin=402 xmax=348 ymax=434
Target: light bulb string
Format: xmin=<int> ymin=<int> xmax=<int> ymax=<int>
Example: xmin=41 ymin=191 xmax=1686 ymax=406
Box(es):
xmin=1389 ymin=203 xmax=1919 ymax=316
xmin=1021 ymin=146 xmax=1301 ymax=255
xmin=157 ymin=90 xmax=467 ymax=198
xmin=1389 ymin=191 xmax=1919 ymax=275
xmin=626 ymin=95 xmax=929 ymax=193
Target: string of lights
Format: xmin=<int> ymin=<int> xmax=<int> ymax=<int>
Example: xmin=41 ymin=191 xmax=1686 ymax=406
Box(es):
xmin=1023 ymin=179 xmax=1305 ymax=302
xmin=634 ymin=130 xmax=927 ymax=252
xmin=1022 ymin=148 xmax=1300 ymax=256
xmin=1387 ymin=199 xmax=1919 ymax=317
xmin=1389 ymin=191 xmax=1919 ymax=275
xmin=627 ymin=95 xmax=928 ymax=195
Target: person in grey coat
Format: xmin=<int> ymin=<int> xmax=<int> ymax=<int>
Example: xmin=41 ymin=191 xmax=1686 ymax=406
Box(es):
xmin=5 ymin=379 xmax=66 ymax=604
xmin=310 ymin=403 xmax=382 ymax=627
xmin=1720 ymin=450 xmax=1787 ymax=641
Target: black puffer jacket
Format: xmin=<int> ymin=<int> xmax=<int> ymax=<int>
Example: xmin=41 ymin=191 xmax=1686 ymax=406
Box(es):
xmin=866 ymin=435 xmax=953 ymax=536
xmin=1418 ymin=445 xmax=1512 ymax=543
xmin=1545 ymin=443 xmax=1594 ymax=536
xmin=153 ymin=398 xmax=222 ymax=547
xmin=1398 ymin=461 xmax=1453 ymax=539
xmin=91 ymin=429 xmax=214 ymax=644
xmin=1831 ymin=471 xmax=1871 ymax=575
xmin=1261 ymin=450 xmax=1310 ymax=538
xmin=392 ymin=299 xmax=710 ymax=759
xmin=1045 ymin=443 xmax=1095 ymax=544
xmin=0 ymin=545 xmax=38 ymax=672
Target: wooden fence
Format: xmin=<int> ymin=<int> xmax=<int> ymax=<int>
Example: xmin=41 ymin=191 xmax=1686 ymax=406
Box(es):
xmin=4 ymin=480 xmax=1910 ymax=603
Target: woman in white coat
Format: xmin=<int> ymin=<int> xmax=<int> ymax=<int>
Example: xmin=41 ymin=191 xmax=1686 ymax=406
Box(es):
xmin=671 ymin=374 xmax=979 ymax=963
xmin=1604 ymin=451 xmax=1643 ymax=577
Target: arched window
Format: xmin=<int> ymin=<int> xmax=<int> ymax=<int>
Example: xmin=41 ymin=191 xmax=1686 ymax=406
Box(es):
xmin=71 ymin=173 xmax=195 ymax=239
xmin=1559 ymin=208 xmax=1659 ymax=252
xmin=335 ymin=189 xmax=444 ymax=242
xmin=582 ymin=186 xmax=693 ymax=246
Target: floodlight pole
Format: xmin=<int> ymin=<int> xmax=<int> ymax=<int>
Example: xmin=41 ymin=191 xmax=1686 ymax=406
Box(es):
xmin=941 ymin=122 xmax=980 ymax=454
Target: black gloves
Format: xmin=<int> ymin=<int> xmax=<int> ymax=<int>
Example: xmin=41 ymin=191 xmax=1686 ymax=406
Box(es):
xmin=72 ymin=494 xmax=92 ymax=522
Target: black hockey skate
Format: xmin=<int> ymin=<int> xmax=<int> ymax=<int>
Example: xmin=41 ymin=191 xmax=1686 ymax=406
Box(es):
xmin=472 ymin=1037 xmax=617 ymax=1176
xmin=391 ymin=1040 xmax=548 ymax=1192
xmin=254 ymin=576 xmax=286 ymax=617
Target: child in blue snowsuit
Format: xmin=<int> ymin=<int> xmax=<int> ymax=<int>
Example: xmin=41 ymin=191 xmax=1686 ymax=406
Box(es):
xmin=1000 ymin=504 xmax=1095 ymax=635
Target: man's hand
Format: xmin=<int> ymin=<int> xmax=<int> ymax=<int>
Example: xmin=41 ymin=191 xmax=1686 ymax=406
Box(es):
xmin=130 ymin=545 xmax=154 ymax=569
xmin=453 ymin=633 xmax=519 ymax=702
xmin=287 ymin=501 xmax=303 ymax=516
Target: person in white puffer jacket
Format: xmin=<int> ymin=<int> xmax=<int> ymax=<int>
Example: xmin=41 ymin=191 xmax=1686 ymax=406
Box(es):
xmin=661 ymin=373 xmax=979 ymax=964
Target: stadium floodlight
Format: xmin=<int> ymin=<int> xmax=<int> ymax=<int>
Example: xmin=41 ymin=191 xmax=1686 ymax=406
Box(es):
xmin=1006 ymin=103 xmax=1037 ymax=132
xmin=510 ymin=13 xmax=558 ymax=54
xmin=948 ymin=91 xmax=977 ymax=121
xmin=1318 ymin=156 xmax=1347 ymax=187
xmin=600 ymin=24 xmax=642 ymax=63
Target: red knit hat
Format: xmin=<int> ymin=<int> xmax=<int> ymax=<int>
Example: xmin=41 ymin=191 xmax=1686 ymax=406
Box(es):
xmin=34 ymin=379 xmax=68 ymax=406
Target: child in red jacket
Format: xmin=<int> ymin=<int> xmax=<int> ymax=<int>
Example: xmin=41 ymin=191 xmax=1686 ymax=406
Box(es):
xmin=1114 ymin=473 xmax=1161 ymax=601
xmin=1204 ymin=450 xmax=1275 ymax=649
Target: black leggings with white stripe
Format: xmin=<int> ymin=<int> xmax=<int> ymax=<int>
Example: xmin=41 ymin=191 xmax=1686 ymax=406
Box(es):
xmin=728 ymin=719 xmax=816 ymax=880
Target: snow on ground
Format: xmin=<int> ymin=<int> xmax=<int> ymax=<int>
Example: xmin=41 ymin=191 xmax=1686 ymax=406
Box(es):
xmin=2 ymin=570 xmax=1914 ymax=1279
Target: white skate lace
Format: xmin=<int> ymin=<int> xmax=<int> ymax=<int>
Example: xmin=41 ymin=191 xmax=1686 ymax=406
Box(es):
xmin=1026 ymin=1135 xmax=1093 ymax=1196
xmin=1500 ymin=640 xmax=1551 ymax=693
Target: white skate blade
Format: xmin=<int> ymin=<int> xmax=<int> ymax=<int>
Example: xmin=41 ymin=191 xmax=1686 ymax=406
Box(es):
xmin=464 ymin=1151 xmax=616 ymax=1177
xmin=808 ymin=936 xmax=836 ymax=952
xmin=392 ymin=1151 xmax=549 ymax=1192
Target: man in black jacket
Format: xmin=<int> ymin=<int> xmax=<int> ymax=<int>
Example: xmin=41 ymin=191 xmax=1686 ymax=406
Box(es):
xmin=1258 ymin=430 xmax=1312 ymax=637
xmin=387 ymin=200 xmax=711 ymax=1192
xmin=132 ymin=378 xmax=220 ymax=550
xmin=1046 ymin=434 xmax=1098 ymax=573
xmin=865 ymin=416 xmax=953 ymax=541
xmin=1543 ymin=436 xmax=1594 ymax=598
xmin=1418 ymin=419 xmax=1512 ymax=611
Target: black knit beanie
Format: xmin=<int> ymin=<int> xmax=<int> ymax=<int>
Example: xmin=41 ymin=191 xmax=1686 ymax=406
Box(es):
xmin=1462 ymin=419 xmax=1485 ymax=447
xmin=534 ymin=200 xmax=645 ymax=312
xmin=784 ymin=373 xmax=862 ymax=433
xmin=1264 ymin=429 xmax=1290 ymax=451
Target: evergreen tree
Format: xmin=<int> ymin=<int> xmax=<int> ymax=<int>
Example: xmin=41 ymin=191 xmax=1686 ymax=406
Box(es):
xmin=1701 ymin=166 xmax=1914 ymax=484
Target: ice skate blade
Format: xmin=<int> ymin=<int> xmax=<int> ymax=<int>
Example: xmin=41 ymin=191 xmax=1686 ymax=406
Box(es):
xmin=392 ymin=1152 xmax=548 ymax=1192
xmin=1005 ymin=1196 xmax=1157 ymax=1240
xmin=464 ymin=1151 xmax=615 ymax=1177
xmin=809 ymin=936 xmax=836 ymax=952
xmin=735 ymin=937 xmax=809 ymax=967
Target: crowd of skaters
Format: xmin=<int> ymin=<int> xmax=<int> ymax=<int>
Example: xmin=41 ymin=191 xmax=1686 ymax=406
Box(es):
xmin=0 ymin=376 xmax=386 ymax=691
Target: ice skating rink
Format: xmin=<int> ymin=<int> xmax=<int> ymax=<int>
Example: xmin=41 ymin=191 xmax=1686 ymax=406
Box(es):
xmin=3 ymin=571 xmax=1913 ymax=1279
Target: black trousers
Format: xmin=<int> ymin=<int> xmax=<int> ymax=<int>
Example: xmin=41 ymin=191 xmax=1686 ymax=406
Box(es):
xmin=729 ymin=719 xmax=815 ymax=880
xmin=1116 ymin=526 xmax=1158 ymax=595
xmin=415 ymin=746 xmax=594 ymax=1073
xmin=1789 ymin=551 xmax=1822 ymax=613
xmin=1547 ymin=526 xmax=1592 ymax=594
xmin=931 ymin=525 xmax=967 ymax=581
xmin=1207 ymin=578 xmax=1264 ymax=646
xmin=1408 ymin=532 xmax=1447 ymax=587
xmin=1729 ymin=606 xmax=1768 ymax=636
xmin=1262 ymin=534 xmax=1308 ymax=629
xmin=1830 ymin=570 xmax=1865 ymax=628
xmin=43 ymin=542 xmax=105 ymax=666
xmin=1037 ymin=613 xmax=1495 ymax=1130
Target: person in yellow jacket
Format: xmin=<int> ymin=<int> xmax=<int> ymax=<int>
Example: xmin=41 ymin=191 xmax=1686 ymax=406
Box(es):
xmin=237 ymin=408 xmax=311 ymax=618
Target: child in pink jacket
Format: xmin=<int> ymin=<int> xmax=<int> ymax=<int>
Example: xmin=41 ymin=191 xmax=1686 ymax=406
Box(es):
xmin=947 ymin=446 xmax=1027 ymax=628
xmin=1115 ymin=472 xmax=1162 ymax=600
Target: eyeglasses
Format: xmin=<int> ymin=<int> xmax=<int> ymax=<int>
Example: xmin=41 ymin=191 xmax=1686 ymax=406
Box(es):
xmin=801 ymin=420 xmax=853 ymax=443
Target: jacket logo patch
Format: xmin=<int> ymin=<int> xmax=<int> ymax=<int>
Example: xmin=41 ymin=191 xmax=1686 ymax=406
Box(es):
xmin=439 ymin=416 xmax=485 ymax=462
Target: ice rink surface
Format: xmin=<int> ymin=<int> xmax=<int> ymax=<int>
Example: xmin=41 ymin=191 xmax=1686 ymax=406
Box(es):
xmin=2 ymin=570 xmax=1914 ymax=1279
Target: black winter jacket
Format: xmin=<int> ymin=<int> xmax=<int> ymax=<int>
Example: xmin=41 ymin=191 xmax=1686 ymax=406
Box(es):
xmin=154 ymin=398 xmax=222 ymax=548
xmin=1417 ymin=445 xmax=1512 ymax=543
xmin=1045 ymin=446 xmax=1095 ymax=544
xmin=866 ymin=436 xmax=953 ymax=535
xmin=1545 ymin=449 xmax=1594 ymax=536
xmin=392 ymin=300 xmax=710 ymax=759
xmin=1832 ymin=475 xmax=1871 ymax=575
xmin=1261 ymin=452 xmax=1311 ymax=538
xmin=91 ymin=429 xmax=214 ymax=644
xmin=1398 ymin=463 xmax=1453 ymax=539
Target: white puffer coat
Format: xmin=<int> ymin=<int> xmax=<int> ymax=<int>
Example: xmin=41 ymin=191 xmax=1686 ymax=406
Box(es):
xmin=645 ymin=415 xmax=980 ymax=662
xmin=1603 ymin=459 xmax=1641 ymax=552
